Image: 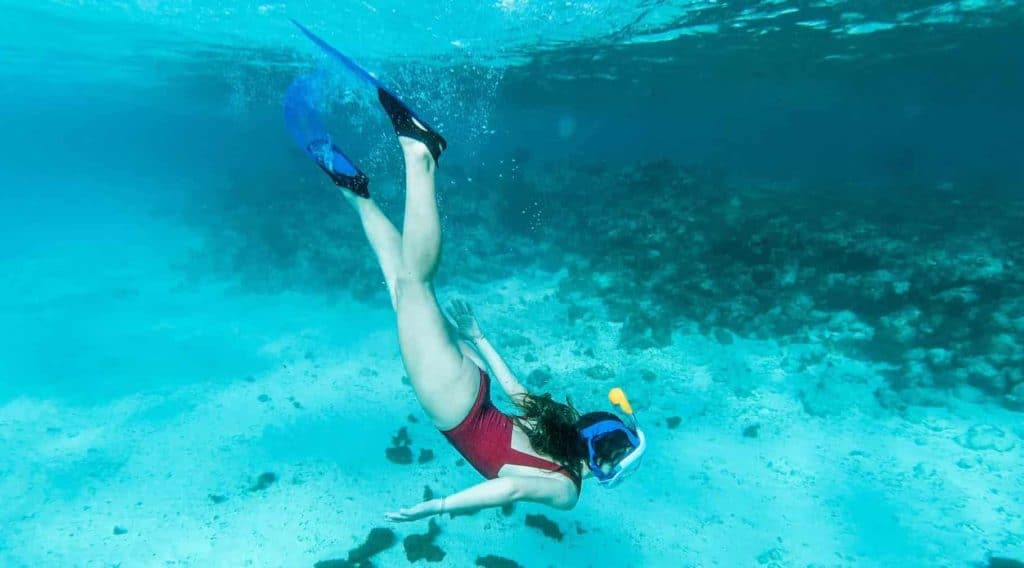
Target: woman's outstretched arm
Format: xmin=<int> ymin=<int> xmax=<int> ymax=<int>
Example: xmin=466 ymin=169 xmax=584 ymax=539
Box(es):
xmin=448 ymin=300 xmax=528 ymax=402
xmin=385 ymin=475 xmax=577 ymax=522
xmin=473 ymin=334 xmax=528 ymax=401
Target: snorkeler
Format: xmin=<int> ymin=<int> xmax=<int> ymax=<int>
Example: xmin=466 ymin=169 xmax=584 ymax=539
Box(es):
xmin=286 ymin=23 xmax=647 ymax=522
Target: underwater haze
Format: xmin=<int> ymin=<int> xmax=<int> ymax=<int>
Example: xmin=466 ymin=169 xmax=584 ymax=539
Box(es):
xmin=2 ymin=1 xmax=1023 ymax=566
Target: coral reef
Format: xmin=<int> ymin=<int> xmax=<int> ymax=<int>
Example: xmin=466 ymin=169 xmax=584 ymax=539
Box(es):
xmin=249 ymin=472 xmax=277 ymax=492
xmin=402 ymin=519 xmax=446 ymax=562
xmin=476 ymin=555 xmax=523 ymax=568
xmin=532 ymin=160 xmax=1024 ymax=410
xmin=346 ymin=528 xmax=396 ymax=566
xmin=314 ymin=527 xmax=396 ymax=568
xmin=524 ymin=514 xmax=563 ymax=542
xmin=184 ymin=156 xmax=1024 ymax=410
xmin=385 ymin=427 xmax=414 ymax=465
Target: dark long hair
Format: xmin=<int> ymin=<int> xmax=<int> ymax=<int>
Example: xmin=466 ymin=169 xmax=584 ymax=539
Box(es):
xmin=511 ymin=393 xmax=589 ymax=479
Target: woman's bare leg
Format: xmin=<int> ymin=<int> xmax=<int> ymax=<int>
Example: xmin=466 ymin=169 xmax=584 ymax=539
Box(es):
xmin=393 ymin=138 xmax=476 ymax=429
xmin=341 ymin=193 xmax=403 ymax=308
xmin=340 ymin=137 xmax=474 ymax=429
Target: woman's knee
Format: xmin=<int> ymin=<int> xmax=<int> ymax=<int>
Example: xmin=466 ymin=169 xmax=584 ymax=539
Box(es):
xmin=398 ymin=250 xmax=440 ymax=283
xmin=394 ymin=275 xmax=432 ymax=305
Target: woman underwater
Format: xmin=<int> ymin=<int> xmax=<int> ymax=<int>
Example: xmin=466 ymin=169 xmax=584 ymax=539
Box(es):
xmin=286 ymin=23 xmax=647 ymax=522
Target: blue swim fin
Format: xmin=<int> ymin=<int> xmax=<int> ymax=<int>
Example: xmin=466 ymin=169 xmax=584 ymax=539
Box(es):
xmin=283 ymin=73 xmax=370 ymax=197
xmin=290 ymin=19 xmax=447 ymax=163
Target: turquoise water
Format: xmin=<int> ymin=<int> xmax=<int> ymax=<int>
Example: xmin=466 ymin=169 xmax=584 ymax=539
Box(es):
xmin=1 ymin=1 xmax=1022 ymax=566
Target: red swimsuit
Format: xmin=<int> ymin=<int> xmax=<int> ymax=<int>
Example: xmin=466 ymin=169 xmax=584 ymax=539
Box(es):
xmin=441 ymin=368 xmax=582 ymax=492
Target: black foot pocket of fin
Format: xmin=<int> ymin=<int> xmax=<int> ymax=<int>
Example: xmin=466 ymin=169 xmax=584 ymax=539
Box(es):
xmin=321 ymin=165 xmax=370 ymax=198
xmin=307 ymin=140 xmax=371 ymax=198
xmin=376 ymin=88 xmax=448 ymax=163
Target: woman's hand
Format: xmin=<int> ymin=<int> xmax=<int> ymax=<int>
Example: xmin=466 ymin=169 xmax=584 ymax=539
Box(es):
xmin=385 ymin=498 xmax=442 ymax=522
xmin=447 ymin=299 xmax=484 ymax=341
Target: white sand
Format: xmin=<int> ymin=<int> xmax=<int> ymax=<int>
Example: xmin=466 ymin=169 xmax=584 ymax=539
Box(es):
xmin=1 ymin=219 xmax=1021 ymax=568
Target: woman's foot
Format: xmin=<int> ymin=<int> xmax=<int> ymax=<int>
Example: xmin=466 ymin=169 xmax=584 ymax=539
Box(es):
xmin=377 ymin=88 xmax=447 ymax=163
xmin=399 ymin=136 xmax=437 ymax=173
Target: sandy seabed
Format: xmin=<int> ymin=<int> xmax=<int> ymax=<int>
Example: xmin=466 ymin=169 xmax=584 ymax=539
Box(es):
xmin=1 ymin=207 xmax=1021 ymax=568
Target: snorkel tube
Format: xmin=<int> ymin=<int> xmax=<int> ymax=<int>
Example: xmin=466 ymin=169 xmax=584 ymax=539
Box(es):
xmin=608 ymin=387 xmax=633 ymax=415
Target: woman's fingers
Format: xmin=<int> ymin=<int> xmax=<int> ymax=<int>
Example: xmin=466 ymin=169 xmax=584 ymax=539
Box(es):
xmin=445 ymin=300 xmax=475 ymax=332
xmin=385 ymin=505 xmax=429 ymax=522
xmin=385 ymin=509 xmax=411 ymax=521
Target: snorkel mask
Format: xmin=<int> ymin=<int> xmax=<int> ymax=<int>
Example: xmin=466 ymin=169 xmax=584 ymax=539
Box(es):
xmin=579 ymin=387 xmax=648 ymax=488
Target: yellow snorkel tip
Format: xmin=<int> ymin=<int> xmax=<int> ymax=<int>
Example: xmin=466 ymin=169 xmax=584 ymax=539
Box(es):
xmin=608 ymin=387 xmax=633 ymax=415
